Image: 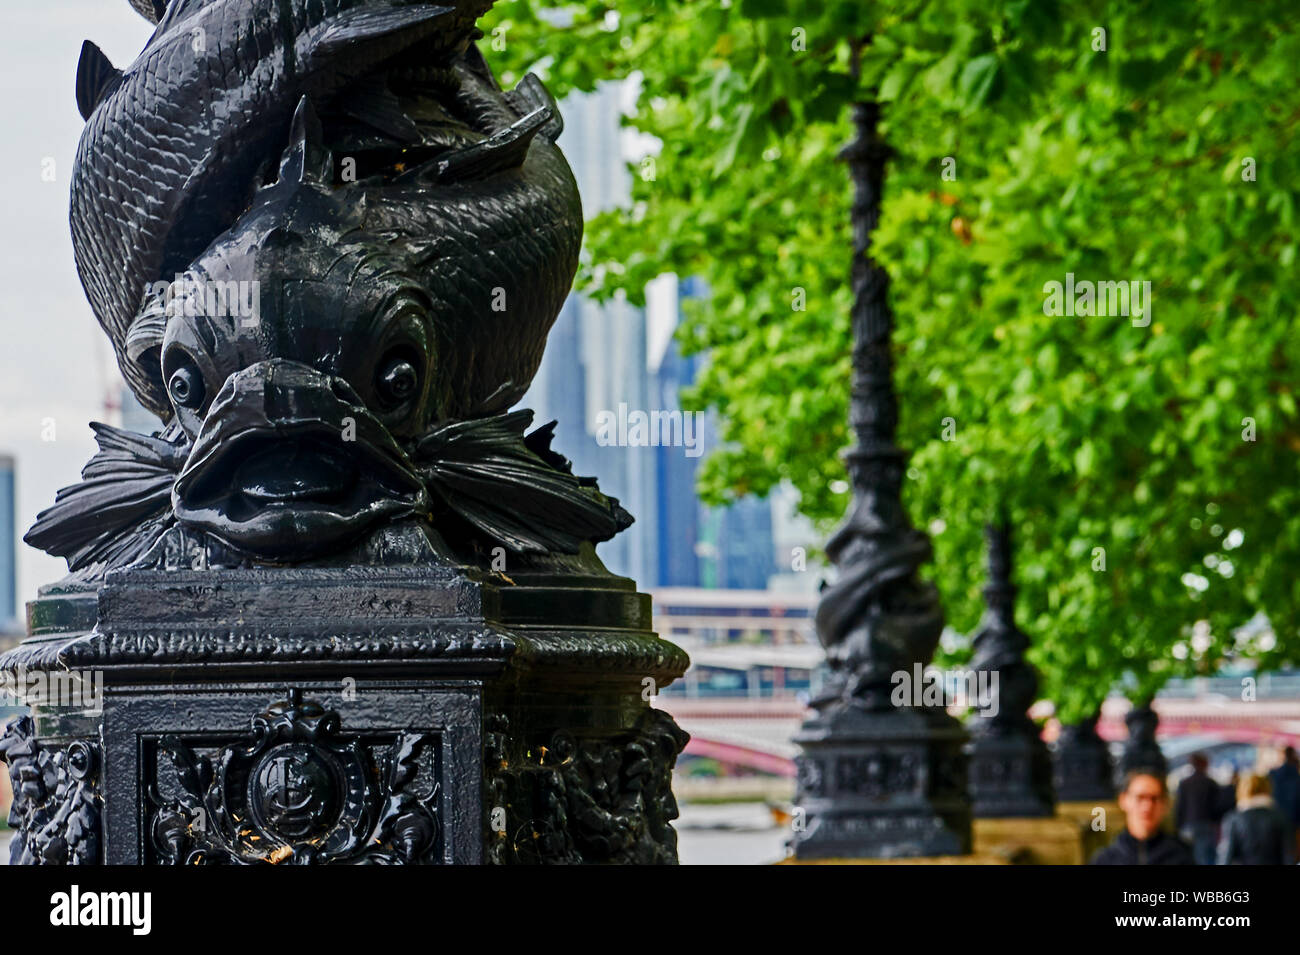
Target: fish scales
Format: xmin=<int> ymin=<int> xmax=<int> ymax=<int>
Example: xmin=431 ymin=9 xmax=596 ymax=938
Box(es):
xmin=71 ymin=0 xmax=487 ymax=417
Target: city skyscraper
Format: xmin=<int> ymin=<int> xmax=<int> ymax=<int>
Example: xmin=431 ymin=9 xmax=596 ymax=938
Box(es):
xmin=522 ymin=86 xmax=785 ymax=590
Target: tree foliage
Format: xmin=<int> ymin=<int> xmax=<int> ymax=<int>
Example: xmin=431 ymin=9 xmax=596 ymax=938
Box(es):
xmin=483 ymin=0 xmax=1300 ymax=721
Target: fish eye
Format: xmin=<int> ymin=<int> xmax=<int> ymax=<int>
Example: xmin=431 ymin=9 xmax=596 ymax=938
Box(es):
xmin=375 ymin=350 xmax=419 ymax=408
xmin=167 ymin=361 xmax=205 ymax=410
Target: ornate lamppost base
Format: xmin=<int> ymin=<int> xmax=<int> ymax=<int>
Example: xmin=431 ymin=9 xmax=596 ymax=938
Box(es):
xmin=1053 ymin=719 xmax=1118 ymax=803
xmin=790 ymin=705 xmax=971 ymax=860
xmin=967 ymin=731 xmax=1056 ymax=818
xmin=0 ymin=523 xmax=689 ymax=865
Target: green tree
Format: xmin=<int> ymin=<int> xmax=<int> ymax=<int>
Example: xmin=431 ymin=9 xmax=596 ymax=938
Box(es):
xmin=483 ymin=0 xmax=1300 ymax=721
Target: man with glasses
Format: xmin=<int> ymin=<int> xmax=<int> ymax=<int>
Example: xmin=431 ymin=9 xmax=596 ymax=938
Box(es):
xmin=1090 ymin=770 xmax=1196 ymax=865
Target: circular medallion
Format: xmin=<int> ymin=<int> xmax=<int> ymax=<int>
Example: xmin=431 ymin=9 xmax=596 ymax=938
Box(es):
xmin=250 ymin=743 xmax=343 ymax=841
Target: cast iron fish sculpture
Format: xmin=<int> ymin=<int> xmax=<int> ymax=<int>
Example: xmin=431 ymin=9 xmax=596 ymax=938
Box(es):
xmin=29 ymin=1 xmax=631 ymax=571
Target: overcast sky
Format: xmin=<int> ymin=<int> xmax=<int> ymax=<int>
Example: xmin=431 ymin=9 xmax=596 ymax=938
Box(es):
xmin=0 ymin=3 xmax=154 ymax=604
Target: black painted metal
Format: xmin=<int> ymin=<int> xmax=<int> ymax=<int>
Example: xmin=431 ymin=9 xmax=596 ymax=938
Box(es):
xmin=1 ymin=0 xmax=688 ymax=865
xmin=1052 ymin=711 xmax=1117 ymax=803
xmin=790 ymin=42 xmax=970 ymax=860
xmin=966 ymin=522 xmax=1055 ymax=818
xmin=1116 ymin=700 xmax=1168 ymax=786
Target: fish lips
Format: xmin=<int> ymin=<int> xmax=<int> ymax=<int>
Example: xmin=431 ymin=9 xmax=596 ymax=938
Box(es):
xmin=172 ymin=364 xmax=427 ymax=561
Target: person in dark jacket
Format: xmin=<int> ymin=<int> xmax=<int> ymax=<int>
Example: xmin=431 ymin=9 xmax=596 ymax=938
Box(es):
xmin=1218 ymin=772 xmax=1295 ymax=865
xmin=1268 ymin=746 xmax=1300 ymax=856
xmin=1175 ymin=752 xmax=1227 ymax=865
xmin=1091 ymin=769 xmax=1195 ymax=865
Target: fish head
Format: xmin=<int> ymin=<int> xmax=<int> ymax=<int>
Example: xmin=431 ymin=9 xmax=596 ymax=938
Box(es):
xmin=145 ymin=59 xmax=581 ymax=561
xmin=157 ymin=204 xmax=449 ymax=444
xmin=157 ymin=121 xmax=442 ymax=559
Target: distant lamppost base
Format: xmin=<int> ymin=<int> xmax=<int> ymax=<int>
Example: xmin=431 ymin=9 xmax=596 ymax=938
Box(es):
xmin=968 ymin=732 xmax=1056 ymax=819
xmin=790 ymin=705 xmax=971 ymax=860
xmin=1053 ymin=716 xmax=1117 ymax=802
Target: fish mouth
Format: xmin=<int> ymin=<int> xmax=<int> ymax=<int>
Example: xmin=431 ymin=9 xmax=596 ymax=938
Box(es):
xmin=173 ymin=361 xmax=427 ymax=561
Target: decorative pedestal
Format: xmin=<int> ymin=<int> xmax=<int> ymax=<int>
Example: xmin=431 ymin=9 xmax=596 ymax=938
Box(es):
xmin=1053 ymin=715 xmax=1117 ymax=802
xmin=0 ymin=526 xmax=689 ymax=865
xmin=968 ymin=734 xmax=1056 ymax=819
xmin=791 ymin=706 xmax=971 ymax=860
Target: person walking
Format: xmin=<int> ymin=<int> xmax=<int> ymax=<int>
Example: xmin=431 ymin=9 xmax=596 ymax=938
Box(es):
xmin=1268 ymin=746 xmax=1300 ymax=857
xmin=1218 ymin=772 xmax=1295 ymax=865
xmin=1091 ymin=770 xmax=1195 ymax=865
xmin=1175 ymin=752 xmax=1226 ymax=865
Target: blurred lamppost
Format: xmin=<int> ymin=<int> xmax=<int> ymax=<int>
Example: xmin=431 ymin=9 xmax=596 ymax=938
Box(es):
xmin=1053 ymin=710 xmax=1115 ymax=802
xmin=789 ymin=40 xmax=970 ymax=860
xmin=1117 ymin=699 xmax=1167 ymax=786
xmin=967 ymin=520 xmax=1055 ymax=818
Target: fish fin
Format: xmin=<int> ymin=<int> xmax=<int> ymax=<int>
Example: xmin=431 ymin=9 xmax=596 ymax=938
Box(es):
xmin=85 ymin=420 xmax=190 ymax=473
xmin=338 ymin=74 xmax=421 ymax=144
xmin=75 ymin=40 xmax=121 ymax=121
xmin=24 ymin=422 xmax=187 ymax=571
xmin=279 ymin=96 xmax=334 ymax=186
xmin=523 ymin=420 xmax=587 ymax=480
xmin=399 ymin=106 xmax=551 ymax=184
xmin=504 ymin=74 xmax=564 ymax=142
xmin=414 ymin=412 xmax=633 ymax=554
xmin=460 ymin=41 xmax=503 ymax=92
xmin=314 ymin=5 xmax=456 ymax=60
